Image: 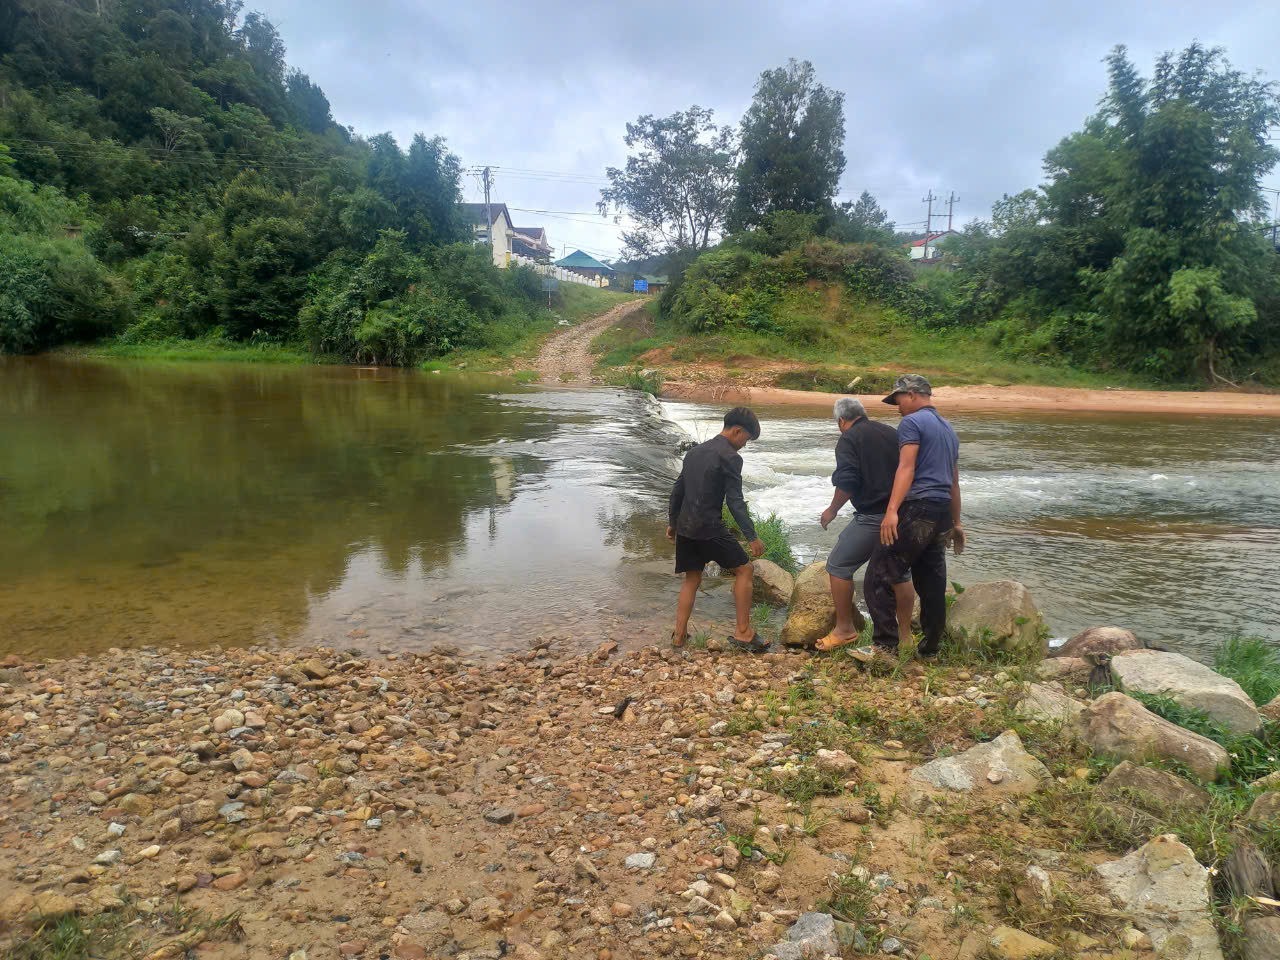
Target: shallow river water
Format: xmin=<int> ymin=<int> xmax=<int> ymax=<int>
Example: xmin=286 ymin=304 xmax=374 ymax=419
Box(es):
xmin=1 ymin=357 xmax=1276 ymax=661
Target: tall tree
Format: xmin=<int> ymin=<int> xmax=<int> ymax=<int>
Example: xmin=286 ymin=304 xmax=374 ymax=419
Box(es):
xmin=598 ymin=106 xmax=736 ymax=260
xmin=731 ymin=59 xmax=846 ymax=230
xmin=1080 ymin=43 xmax=1280 ymax=380
xmin=830 ymin=190 xmax=894 ymax=245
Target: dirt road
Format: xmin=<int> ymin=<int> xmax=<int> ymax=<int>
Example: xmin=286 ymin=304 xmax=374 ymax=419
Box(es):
xmin=535 ymin=299 xmax=647 ymax=383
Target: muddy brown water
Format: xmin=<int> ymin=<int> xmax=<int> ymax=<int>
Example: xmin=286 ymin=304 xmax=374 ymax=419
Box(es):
xmin=2 ymin=356 xmax=1277 ymax=662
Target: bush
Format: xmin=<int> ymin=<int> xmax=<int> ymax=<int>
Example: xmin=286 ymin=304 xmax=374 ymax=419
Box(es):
xmin=0 ymin=233 xmax=119 ymax=353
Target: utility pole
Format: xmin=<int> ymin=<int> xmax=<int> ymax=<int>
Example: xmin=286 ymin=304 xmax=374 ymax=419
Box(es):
xmin=945 ymin=191 xmax=959 ymax=233
xmin=482 ymin=166 xmax=493 ymax=253
xmin=921 ymin=190 xmax=935 ymax=257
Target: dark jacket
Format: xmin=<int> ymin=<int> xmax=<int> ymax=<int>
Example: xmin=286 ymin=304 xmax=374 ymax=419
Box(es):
xmin=832 ymin=416 xmax=900 ymax=514
xmin=669 ymin=435 xmax=757 ymax=541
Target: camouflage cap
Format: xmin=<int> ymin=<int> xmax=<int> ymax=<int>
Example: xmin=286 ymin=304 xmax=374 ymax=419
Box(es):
xmin=882 ymin=373 xmax=933 ymax=404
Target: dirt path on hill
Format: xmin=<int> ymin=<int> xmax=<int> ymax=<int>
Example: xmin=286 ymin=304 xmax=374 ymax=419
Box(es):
xmin=535 ymin=299 xmax=647 ymax=383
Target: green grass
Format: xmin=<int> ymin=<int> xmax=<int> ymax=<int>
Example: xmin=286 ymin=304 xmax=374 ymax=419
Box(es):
xmin=721 ymin=504 xmax=799 ymax=574
xmin=1213 ymin=635 xmax=1280 ymax=706
xmin=554 ymin=284 xmax=641 ymax=325
xmin=58 ymin=337 xmax=311 ymax=364
xmin=605 ymin=366 xmax=663 ymax=396
xmin=430 ymin=285 xmax=640 ymax=373
xmin=601 ymin=286 xmax=1169 ymax=390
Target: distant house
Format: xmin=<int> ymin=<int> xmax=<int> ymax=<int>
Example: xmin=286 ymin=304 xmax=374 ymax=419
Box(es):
xmin=639 ymin=274 xmax=669 ymax=296
xmin=555 ymin=249 xmax=614 ymax=282
xmin=458 ymin=202 xmax=515 ymax=267
xmin=514 ymin=226 xmax=552 ymax=255
xmin=908 ymin=230 xmax=957 ymax=261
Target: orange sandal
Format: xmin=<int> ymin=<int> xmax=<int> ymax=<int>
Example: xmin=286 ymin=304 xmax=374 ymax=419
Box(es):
xmin=814 ymin=632 xmax=861 ymax=652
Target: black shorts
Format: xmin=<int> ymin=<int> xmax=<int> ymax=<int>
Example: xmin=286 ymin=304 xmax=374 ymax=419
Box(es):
xmin=675 ymin=534 xmax=750 ymax=574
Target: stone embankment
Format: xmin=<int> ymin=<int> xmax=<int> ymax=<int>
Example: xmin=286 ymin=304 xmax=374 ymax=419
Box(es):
xmin=1 ymin=582 xmax=1279 ymax=959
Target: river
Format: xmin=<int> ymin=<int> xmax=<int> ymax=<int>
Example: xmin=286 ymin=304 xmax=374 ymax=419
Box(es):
xmin=1 ymin=357 xmax=1276 ymax=662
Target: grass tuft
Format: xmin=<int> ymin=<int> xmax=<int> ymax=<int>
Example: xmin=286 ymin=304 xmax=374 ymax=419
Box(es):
xmin=1213 ymin=635 xmax=1280 ymax=707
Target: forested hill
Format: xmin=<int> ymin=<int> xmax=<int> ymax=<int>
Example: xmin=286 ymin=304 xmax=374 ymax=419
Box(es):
xmin=0 ymin=0 xmax=548 ymax=360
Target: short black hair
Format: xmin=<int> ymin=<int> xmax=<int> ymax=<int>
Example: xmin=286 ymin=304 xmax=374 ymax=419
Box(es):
xmin=723 ymin=406 xmax=761 ymax=440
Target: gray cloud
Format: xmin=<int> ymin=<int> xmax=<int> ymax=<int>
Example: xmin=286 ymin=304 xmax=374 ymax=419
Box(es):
xmin=259 ymin=0 xmax=1280 ymax=259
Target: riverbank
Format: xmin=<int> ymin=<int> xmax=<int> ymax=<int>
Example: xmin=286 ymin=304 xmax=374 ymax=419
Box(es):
xmin=661 ymin=378 xmax=1280 ymax=417
xmin=2 ymin=620 xmax=1278 ymax=960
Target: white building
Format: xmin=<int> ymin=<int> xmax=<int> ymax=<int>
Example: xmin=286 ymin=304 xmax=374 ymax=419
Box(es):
xmin=458 ymin=202 xmax=516 ymax=268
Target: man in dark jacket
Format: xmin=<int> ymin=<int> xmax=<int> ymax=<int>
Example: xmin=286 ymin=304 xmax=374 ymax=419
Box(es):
xmin=815 ymin=398 xmax=901 ymax=651
xmin=667 ymin=407 xmax=766 ymax=651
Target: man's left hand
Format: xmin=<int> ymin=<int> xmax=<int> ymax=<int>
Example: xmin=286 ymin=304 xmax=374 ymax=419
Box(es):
xmin=950 ymin=524 xmax=966 ymax=555
xmin=748 ymin=539 xmax=765 ymax=558
xmin=665 ymin=525 xmax=676 ymax=543
xmin=819 ymin=507 xmax=837 ymax=530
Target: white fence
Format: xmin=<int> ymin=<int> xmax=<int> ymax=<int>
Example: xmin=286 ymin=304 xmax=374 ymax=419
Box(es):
xmin=510 ymin=252 xmax=604 ymax=287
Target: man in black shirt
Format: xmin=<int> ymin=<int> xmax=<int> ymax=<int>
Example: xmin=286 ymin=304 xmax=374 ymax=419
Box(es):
xmin=816 ymin=398 xmax=901 ymax=651
xmin=667 ymin=407 xmax=766 ymax=651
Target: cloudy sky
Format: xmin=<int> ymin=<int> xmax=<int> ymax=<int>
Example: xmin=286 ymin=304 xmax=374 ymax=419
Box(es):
xmin=256 ymin=0 xmax=1280 ymax=261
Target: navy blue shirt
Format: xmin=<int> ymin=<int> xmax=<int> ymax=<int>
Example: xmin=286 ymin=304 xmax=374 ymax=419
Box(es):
xmin=898 ymin=406 xmax=958 ymax=502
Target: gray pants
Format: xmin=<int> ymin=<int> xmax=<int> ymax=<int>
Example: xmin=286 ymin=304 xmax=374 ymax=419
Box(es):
xmin=826 ymin=512 xmax=883 ymax=581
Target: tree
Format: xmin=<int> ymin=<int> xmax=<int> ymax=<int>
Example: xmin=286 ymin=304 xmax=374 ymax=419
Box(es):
xmin=829 ymin=190 xmax=894 ymax=245
xmin=1080 ymin=43 xmax=1280 ymax=378
xmin=598 ymin=106 xmax=736 ymax=260
xmin=149 ymin=107 xmax=205 ymax=153
xmin=731 ymin=59 xmax=846 ymax=230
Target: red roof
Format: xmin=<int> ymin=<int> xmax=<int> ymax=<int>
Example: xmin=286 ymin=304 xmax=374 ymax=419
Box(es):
xmin=910 ymin=232 xmax=950 ymax=247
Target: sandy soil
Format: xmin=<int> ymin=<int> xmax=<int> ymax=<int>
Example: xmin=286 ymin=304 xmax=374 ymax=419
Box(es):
xmin=662 ymin=378 xmax=1280 ymax=417
xmin=534 ymin=301 xmax=648 ymax=384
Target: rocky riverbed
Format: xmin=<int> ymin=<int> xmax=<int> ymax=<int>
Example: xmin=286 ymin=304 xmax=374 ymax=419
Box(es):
xmin=1 ymin=610 xmax=1278 ymax=959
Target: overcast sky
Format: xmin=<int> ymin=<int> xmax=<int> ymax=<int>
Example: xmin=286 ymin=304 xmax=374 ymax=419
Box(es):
xmin=256 ymin=0 xmax=1280 ymax=261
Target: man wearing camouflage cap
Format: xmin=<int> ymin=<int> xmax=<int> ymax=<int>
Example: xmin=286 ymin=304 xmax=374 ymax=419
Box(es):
xmin=857 ymin=374 xmax=965 ymax=662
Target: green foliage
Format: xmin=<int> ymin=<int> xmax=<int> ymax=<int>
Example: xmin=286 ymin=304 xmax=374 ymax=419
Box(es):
xmin=732 ymin=59 xmax=846 ymax=230
xmin=721 ymin=504 xmax=798 ymax=574
xmin=667 ymin=237 xmax=940 ymax=336
xmin=609 ymin=366 xmax=663 ymax=396
xmin=0 ymin=1 xmax=486 ymax=359
xmin=941 ymin=43 xmax=1280 ymax=382
xmin=0 ymin=181 xmax=119 ymax=352
xmin=1213 ymin=635 xmax=1280 ymax=706
xmin=599 ymin=106 xmax=736 ymax=260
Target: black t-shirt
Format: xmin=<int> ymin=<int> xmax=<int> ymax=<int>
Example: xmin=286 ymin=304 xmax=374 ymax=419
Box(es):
xmin=831 ymin=417 xmax=900 ymax=514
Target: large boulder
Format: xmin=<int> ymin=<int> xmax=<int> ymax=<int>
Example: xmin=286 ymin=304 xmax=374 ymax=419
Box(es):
xmin=780 ymin=562 xmax=834 ymax=648
xmin=1075 ymin=693 xmax=1229 ymax=782
xmin=1015 ymin=683 xmax=1085 ymax=724
xmin=1244 ymin=917 xmax=1280 ymax=960
xmin=1095 ymin=834 xmax=1223 ymax=960
xmin=947 ymin=581 xmax=1046 ymax=661
xmin=1246 ymin=791 xmax=1280 ymax=825
xmin=1110 ymin=650 xmax=1261 ymax=734
xmin=909 ymin=730 xmax=1048 ymax=797
xmin=1097 ymin=761 xmax=1210 ymax=812
xmin=1261 ymin=694 xmax=1280 ymax=724
xmin=752 ymin=558 xmax=795 ymax=607
xmin=1054 ymin=626 xmax=1143 ymax=660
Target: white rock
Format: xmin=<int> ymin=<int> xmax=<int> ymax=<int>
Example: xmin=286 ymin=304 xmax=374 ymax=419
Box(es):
xmin=909 ymin=730 xmax=1048 ymax=796
xmin=1095 ymin=834 xmax=1223 ymax=960
xmin=1016 ymin=683 xmax=1086 ymax=723
xmin=1110 ymin=650 xmax=1260 ymax=734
